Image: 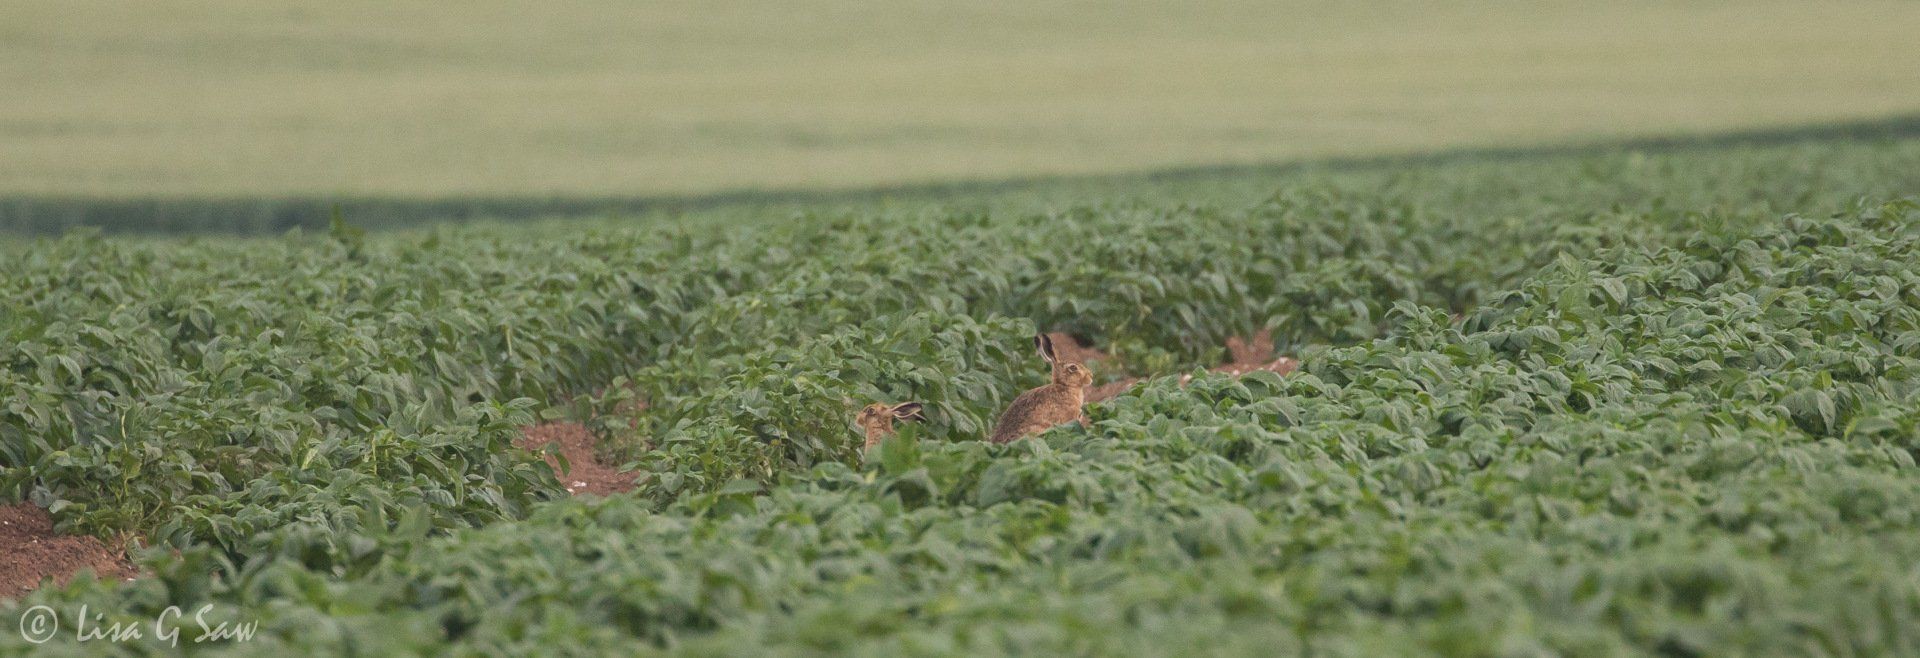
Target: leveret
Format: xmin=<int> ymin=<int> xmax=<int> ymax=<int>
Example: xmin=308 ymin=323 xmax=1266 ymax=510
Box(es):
xmin=989 ymin=333 xmax=1092 ymax=443
xmin=856 ymin=401 xmax=925 ymax=451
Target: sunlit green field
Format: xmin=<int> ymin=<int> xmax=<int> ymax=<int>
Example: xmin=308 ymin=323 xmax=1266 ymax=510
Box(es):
xmin=6 ymin=0 xmax=1920 ymax=198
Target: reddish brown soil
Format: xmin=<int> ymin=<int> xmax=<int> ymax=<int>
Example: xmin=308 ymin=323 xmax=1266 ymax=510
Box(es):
xmin=1226 ymin=330 xmax=1274 ymax=365
xmin=1085 ymin=378 xmax=1143 ymax=403
xmin=517 ymin=422 xmax=638 ymax=496
xmin=1199 ymin=328 xmax=1299 ymax=380
xmin=1 ymin=503 xmax=136 ymax=600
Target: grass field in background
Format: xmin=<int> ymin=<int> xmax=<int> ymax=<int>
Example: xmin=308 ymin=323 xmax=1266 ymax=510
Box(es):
xmin=6 ymin=0 xmax=1920 ymax=201
xmin=6 ymin=116 xmax=1918 ymax=235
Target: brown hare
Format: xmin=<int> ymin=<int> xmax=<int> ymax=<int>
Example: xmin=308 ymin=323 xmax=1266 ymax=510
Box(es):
xmin=856 ymin=401 xmax=925 ymax=451
xmin=989 ymin=333 xmax=1093 ymax=443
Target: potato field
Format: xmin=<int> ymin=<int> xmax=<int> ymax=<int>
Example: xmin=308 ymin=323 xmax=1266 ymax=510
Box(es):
xmin=3 ymin=134 xmax=1919 ymax=654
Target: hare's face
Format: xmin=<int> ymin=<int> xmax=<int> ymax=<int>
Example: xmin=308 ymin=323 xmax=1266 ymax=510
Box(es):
xmin=858 ymin=402 xmax=925 ymax=448
xmin=1057 ymin=361 xmax=1093 ymax=389
xmin=855 ymin=403 xmax=895 ymax=438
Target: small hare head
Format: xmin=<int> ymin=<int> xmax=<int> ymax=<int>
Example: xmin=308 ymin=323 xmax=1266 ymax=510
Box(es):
xmin=1035 ymin=333 xmax=1093 ymax=389
xmin=857 ymin=401 xmax=926 ymax=449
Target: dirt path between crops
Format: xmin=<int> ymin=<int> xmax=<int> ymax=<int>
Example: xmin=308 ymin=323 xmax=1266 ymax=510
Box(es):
xmin=517 ymin=422 xmax=639 ymax=496
xmin=0 ymin=503 xmax=137 ymax=600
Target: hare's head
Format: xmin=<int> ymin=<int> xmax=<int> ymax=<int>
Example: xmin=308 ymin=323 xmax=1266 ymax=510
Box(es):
xmin=856 ymin=401 xmax=925 ymax=448
xmin=1035 ymin=333 xmax=1093 ymax=389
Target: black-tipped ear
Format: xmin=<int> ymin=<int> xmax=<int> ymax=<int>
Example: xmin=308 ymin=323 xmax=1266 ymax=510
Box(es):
xmin=1035 ymin=333 xmax=1055 ymax=363
xmin=892 ymin=402 xmax=925 ymax=422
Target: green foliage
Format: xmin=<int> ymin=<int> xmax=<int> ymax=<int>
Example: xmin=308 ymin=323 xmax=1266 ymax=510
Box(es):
xmin=0 ymin=230 xmax=689 ymax=564
xmin=5 ymin=139 xmax=1920 ymax=655
xmin=622 ymin=312 xmax=1032 ymax=503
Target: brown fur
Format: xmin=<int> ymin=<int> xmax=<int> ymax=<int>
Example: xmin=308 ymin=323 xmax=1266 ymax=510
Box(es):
xmin=989 ymin=333 xmax=1093 ymax=443
xmin=857 ymin=401 xmax=925 ymax=450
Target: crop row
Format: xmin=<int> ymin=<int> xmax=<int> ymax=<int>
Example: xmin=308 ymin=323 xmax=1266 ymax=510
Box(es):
xmin=2 ymin=139 xmax=1918 ymax=654
xmin=9 ymin=199 xmax=1917 ymax=655
xmin=4 ymin=140 xmax=1916 ymax=565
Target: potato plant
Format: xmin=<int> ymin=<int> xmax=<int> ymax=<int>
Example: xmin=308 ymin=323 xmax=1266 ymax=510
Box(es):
xmin=3 ymin=138 xmax=1920 ymax=655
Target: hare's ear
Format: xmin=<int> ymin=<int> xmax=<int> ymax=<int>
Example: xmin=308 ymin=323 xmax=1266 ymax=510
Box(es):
xmin=891 ymin=402 xmax=925 ymax=422
xmin=1035 ymin=333 xmax=1056 ymax=363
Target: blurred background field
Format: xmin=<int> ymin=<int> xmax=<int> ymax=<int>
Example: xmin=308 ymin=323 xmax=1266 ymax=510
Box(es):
xmin=5 ymin=0 xmax=1920 ymax=205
